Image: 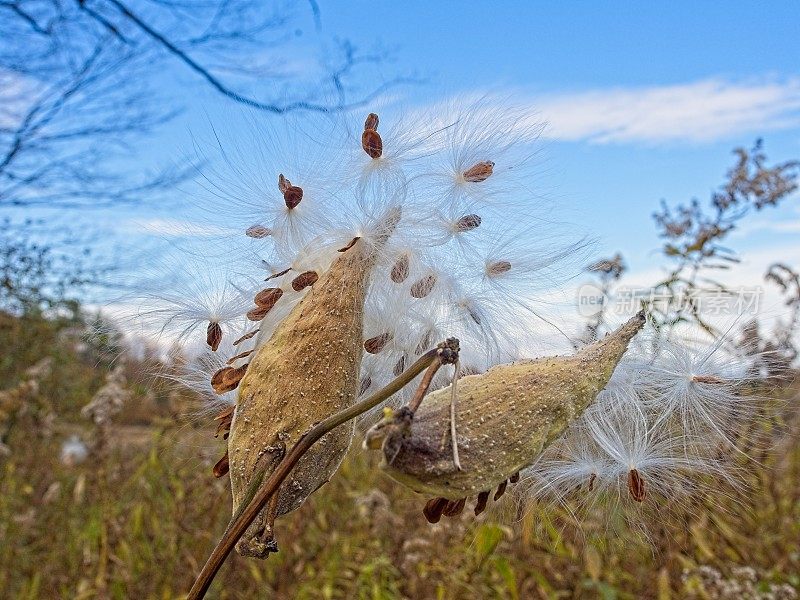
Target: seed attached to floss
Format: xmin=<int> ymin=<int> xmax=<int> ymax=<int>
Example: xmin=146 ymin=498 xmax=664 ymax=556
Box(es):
xmin=390 ymin=254 xmax=410 ymax=283
xmin=691 ymin=374 xmax=725 ymax=384
xmin=487 ymin=260 xmax=512 ymax=276
xmin=254 ymin=287 xmax=283 ymax=310
xmin=462 ymin=160 xmax=494 ymax=183
xmin=393 ymin=355 xmax=406 ymax=377
xmin=364 ymin=332 xmax=392 ymax=354
xmin=474 ymin=490 xmax=490 ymax=515
xmin=410 ymin=274 xmax=437 ymax=299
xmin=278 ymin=174 xmax=303 ymax=209
xmin=422 ymin=497 xmax=448 ymax=524
xmin=588 ymin=472 xmax=597 ymax=492
xmin=291 ymin=270 xmax=319 ymax=291
xmin=206 ymin=321 xmax=223 ymax=351
xmin=494 ymin=480 xmax=508 ymax=501
xmin=213 ymin=451 xmax=230 ymax=478
xmin=361 ymin=112 xmax=383 ymax=159
xmin=455 ymin=214 xmax=482 ymax=232
xmin=627 ymin=468 xmax=646 ymax=502
xmin=246 ymin=225 xmax=272 ymax=239
xmin=233 ymin=329 xmax=259 ymax=346
xmin=359 ymin=375 xmax=372 ymax=397
xmin=246 ymin=305 xmax=271 ymax=322
xmin=442 ymin=497 xmax=466 ymax=517
xmin=211 ymin=364 xmax=248 ymax=394
xmin=226 ymin=350 xmax=254 ymax=365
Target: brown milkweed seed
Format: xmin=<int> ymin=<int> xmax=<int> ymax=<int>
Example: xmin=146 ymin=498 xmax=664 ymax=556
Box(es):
xmin=233 ymin=329 xmax=259 ymax=345
xmin=463 ymin=160 xmax=494 ymax=182
xmin=415 ymin=329 xmax=434 ymax=355
xmin=410 ymin=274 xmax=437 ymax=298
xmin=211 ymin=365 xmax=248 ymax=394
xmin=338 ymin=236 xmax=361 ymax=252
xmin=390 ymin=254 xmax=410 ymax=283
xmin=254 ymin=287 xmax=283 ymax=310
xmin=359 ymin=376 xmax=372 ymax=397
xmin=691 ymin=374 xmax=725 ymax=384
xmin=278 ymin=173 xmax=290 ymax=193
xmin=455 ymin=214 xmax=482 ymax=232
xmin=393 ymin=355 xmax=405 ymax=376
xmin=213 ymin=450 xmax=230 ymax=478
xmin=246 ymin=305 xmax=271 ymax=322
xmin=442 ymin=497 xmax=466 ymax=517
xmin=588 ymin=472 xmax=597 ymax=492
xmin=278 ymin=174 xmax=303 ymax=209
xmin=487 ymin=260 xmax=512 ymax=276
xmin=362 ymin=129 xmax=383 ymax=159
xmin=494 ymin=479 xmax=508 ymax=501
xmin=226 ymin=349 xmax=254 ymax=365
xmin=246 ymin=225 xmax=272 ymax=238
xmin=509 ymin=472 xmax=520 ymax=484
xmin=627 ymin=468 xmax=646 ymax=502
xmin=364 ymin=332 xmax=392 ymax=354
xmin=474 ymin=490 xmax=490 ymax=515
xmin=291 ymin=270 xmax=319 ymax=291
xmin=206 ymin=321 xmax=222 ymax=351
xmin=364 ymin=112 xmax=379 ymax=131
xmin=423 ymin=497 xmax=448 ymax=524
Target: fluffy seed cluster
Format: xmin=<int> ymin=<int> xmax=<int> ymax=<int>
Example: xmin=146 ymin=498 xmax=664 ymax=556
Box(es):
xmin=523 ymin=327 xmax=768 ymax=520
xmin=139 ymin=102 xmax=590 ymax=416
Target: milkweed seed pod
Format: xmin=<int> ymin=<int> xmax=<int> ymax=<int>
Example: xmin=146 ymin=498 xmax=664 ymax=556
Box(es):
xmin=228 ymin=226 xmax=396 ymax=558
xmin=374 ymin=312 xmax=645 ymax=499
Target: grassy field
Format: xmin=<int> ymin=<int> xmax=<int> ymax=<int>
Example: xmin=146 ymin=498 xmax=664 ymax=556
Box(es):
xmin=1 ymin=313 xmax=799 ymax=599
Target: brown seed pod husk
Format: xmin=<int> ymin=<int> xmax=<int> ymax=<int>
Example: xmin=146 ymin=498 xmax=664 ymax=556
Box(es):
xmin=246 ymin=225 xmax=272 ymax=239
xmin=390 ymin=254 xmax=410 ymax=283
xmin=455 ymin=214 xmax=482 ymax=232
xmin=627 ymin=468 xmax=646 ymax=502
xmin=463 ymin=161 xmax=494 ymax=182
xmin=364 ymin=332 xmax=392 ymax=354
xmin=207 ymin=321 xmax=223 ymax=351
xmin=291 ymin=270 xmax=319 ymax=291
xmin=487 ymin=260 xmax=512 ymax=276
xmin=375 ymin=312 xmax=646 ymax=499
xmin=254 ymin=287 xmax=283 ymax=310
xmin=362 ymin=129 xmax=383 ymax=159
xmin=410 ymin=274 xmax=437 ymax=298
xmin=229 ymin=229 xmax=393 ymax=558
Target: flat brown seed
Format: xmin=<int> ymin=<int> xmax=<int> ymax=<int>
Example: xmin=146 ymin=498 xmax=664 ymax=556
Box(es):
xmin=283 ymin=185 xmax=303 ymax=209
xmin=588 ymin=472 xmax=597 ymax=492
xmin=628 ymin=469 xmax=646 ymax=502
xmin=494 ymin=480 xmax=508 ymax=501
xmin=691 ymin=375 xmax=725 ymax=384
xmin=359 ymin=376 xmax=372 ymax=397
xmin=233 ymin=329 xmax=259 ymax=345
xmin=212 ymin=451 xmax=229 ymax=478
xmin=206 ymin=321 xmax=222 ymax=351
xmin=246 ymin=225 xmax=272 ymax=238
xmin=509 ymin=472 xmax=520 ymax=484
xmin=393 ymin=355 xmax=405 ymax=376
xmin=474 ymin=490 xmax=490 ymax=516
xmin=226 ymin=349 xmax=254 ymax=365
xmin=291 ymin=270 xmax=319 ymax=291
xmin=415 ymin=330 xmax=434 ymax=355
xmin=487 ymin=260 xmax=512 ymax=276
xmin=338 ymin=237 xmax=361 ymax=252
xmin=455 ymin=214 xmax=482 ymax=232
xmin=246 ymin=305 xmax=271 ymax=322
xmin=463 ymin=160 xmax=494 ymax=182
xmin=442 ymin=498 xmax=466 ymax=517
xmin=364 ymin=112 xmax=379 ymax=131
xmin=265 ymin=267 xmax=291 ymax=282
xmin=278 ymin=173 xmax=290 ymax=193
xmin=211 ymin=364 xmax=248 ymax=394
xmin=390 ymin=254 xmax=410 ymax=283
xmin=362 ymin=129 xmax=383 ymax=159
xmin=423 ymin=497 xmax=448 ymax=524
xmin=364 ymin=332 xmax=392 ymax=354
xmin=254 ymin=287 xmax=283 ymax=310
xmin=410 ymin=274 xmax=437 ymax=299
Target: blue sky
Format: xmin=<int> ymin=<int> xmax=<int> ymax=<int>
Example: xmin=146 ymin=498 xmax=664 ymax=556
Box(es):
xmin=53 ymin=1 xmax=799 ymax=320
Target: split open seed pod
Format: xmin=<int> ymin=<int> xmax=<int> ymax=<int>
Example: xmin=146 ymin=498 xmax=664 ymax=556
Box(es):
xmin=372 ymin=312 xmax=646 ymax=499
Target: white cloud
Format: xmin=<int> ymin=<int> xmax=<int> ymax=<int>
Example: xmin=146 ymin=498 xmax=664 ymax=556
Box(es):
xmin=537 ymin=77 xmax=800 ymax=144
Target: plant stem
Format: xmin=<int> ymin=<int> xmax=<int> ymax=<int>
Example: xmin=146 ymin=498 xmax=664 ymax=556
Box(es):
xmin=187 ymin=345 xmax=453 ymax=599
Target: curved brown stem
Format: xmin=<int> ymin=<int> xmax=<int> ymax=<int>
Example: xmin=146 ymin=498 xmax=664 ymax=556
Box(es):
xmin=187 ymin=342 xmax=457 ymax=599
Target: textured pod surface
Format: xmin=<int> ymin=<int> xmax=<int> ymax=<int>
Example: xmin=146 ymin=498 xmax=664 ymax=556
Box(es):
xmin=380 ymin=312 xmax=646 ymax=498
xmin=228 ymin=239 xmax=378 ymax=556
